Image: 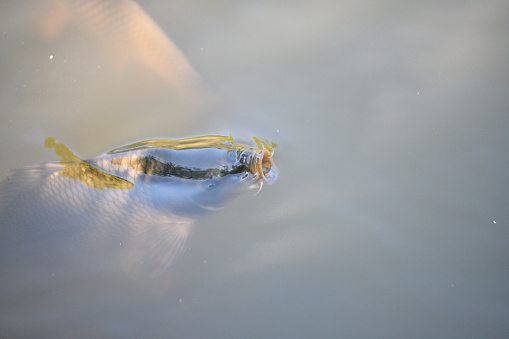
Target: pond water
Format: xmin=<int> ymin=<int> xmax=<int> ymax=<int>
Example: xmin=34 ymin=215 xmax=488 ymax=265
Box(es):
xmin=1 ymin=0 xmax=508 ymax=337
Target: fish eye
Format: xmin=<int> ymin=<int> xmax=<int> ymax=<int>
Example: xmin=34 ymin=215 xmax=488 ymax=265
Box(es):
xmin=203 ymin=179 xmax=218 ymax=190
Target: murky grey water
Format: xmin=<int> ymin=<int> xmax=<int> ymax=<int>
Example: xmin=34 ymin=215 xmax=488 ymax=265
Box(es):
xmin=1 ymin=0 xmax=508 ymax=337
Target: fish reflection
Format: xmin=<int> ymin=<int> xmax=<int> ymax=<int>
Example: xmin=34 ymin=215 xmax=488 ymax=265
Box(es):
xmin=39 ymin=0 xmax=203 ymax=92
xmin=0 ymin=136 xmax=278 ymax=282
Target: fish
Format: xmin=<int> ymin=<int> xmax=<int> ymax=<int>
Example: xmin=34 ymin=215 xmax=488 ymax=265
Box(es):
xmin=0 ymin=136 xmax=278 ymax=284
xmin=38 ymin=0 xmax=203 ymax=93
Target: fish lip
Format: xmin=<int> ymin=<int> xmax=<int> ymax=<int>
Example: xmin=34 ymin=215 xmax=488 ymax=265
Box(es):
xmin=250 ymin=150 xmax=278 ymax=185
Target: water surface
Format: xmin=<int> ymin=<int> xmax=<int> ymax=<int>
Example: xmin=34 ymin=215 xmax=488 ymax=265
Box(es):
xmin=1 ymin=0 xmax=508 ymax=337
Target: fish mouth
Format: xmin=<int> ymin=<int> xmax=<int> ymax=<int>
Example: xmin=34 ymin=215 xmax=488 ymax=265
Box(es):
xmin=250 ymin=150 xmax=278 ymax=184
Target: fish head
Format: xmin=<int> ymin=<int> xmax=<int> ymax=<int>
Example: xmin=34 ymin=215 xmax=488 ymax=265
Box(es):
xmin=103 ymin=135 xmax=278 ymax=218
xmin=137 ymin=144 xmax=277 ymax=217
xmin=184 ymin=147 xmax=278 ymax=213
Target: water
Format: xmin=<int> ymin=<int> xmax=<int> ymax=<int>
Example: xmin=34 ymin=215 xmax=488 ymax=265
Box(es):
xmin=1 ymin=0 xmax=508 ymax=337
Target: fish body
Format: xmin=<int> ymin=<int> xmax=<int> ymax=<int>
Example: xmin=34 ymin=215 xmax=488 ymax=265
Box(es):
xmin=0 ymin=136 xmax=277 ymax=281
xmin=43 ymin=135 xmax=277 ymax=215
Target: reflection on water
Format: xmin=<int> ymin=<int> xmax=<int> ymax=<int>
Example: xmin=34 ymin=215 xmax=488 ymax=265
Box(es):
xmin=1 ymin=0 xmax=509 ymax=337
xmin=38 ymin=0 xmax=203 ymax=93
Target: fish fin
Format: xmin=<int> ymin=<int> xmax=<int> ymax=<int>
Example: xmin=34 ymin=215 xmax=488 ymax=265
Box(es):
xmin=119 ymin=0 xmax=203 ymax=89
xmin=0 ymin=161 xmax=131 ymax=235
xmin=44 ymin=137 xmax=134 ymax=190
xmin=1 ymin=162 xmax=64 ymax=199
xmin=0 ymin=162 xmax=80 ymax=238
xmin=37 ymin=0 xmax=202 ymax=94
xmin=120 ymin=215 xmax=195 ymax=287
xmin=44 ymin=137 xmax=82 ymax=162
xmin=38 ymin=0 xmax=72 ymax=39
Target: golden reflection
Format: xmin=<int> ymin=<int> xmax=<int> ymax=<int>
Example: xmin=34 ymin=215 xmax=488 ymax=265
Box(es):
xmin=44 ymin=137 xmax=134 ymax=190
xmin=107 ymin=135 xmax=278 ymax=154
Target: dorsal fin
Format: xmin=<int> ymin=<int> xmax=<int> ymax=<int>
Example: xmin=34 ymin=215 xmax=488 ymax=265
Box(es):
xmin=44 ymin=137 xmax=134 ymax=190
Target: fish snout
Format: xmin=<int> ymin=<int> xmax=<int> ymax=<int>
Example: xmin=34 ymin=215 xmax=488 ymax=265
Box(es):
xmin=251 ymin=150 xmax=278 ymax=184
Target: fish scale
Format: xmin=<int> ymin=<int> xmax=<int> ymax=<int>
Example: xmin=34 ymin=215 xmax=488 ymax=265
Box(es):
xmin=0 ymin=135 xmax=278 ymax=282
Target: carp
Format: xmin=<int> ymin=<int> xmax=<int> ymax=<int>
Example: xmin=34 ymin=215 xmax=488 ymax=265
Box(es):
xmin=0 ymin=136 xmax=278 ymax=280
